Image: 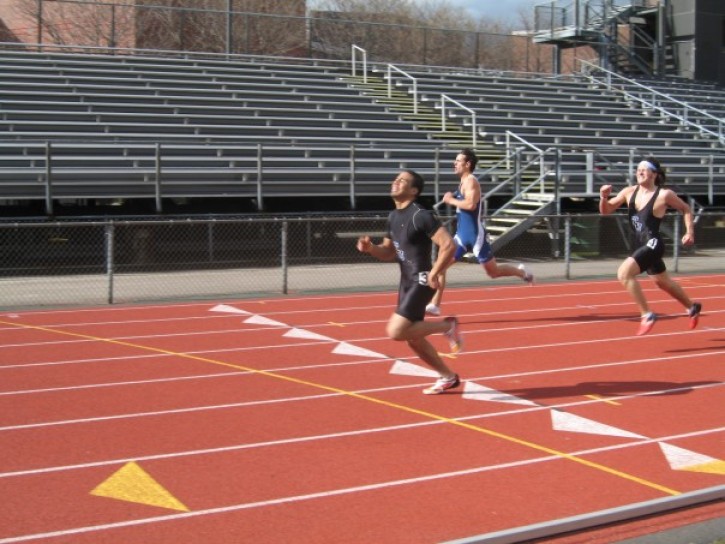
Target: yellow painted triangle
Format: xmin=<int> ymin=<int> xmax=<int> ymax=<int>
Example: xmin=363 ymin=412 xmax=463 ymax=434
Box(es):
xmin=90 ymin=462 xmax=189 ymax=512
xmin=681 ymin=460 xmax=725 ymax=475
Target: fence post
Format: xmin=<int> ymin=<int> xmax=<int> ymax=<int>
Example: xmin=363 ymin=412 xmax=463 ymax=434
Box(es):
xmin=564 ymin=215 xmax=571 ymax=280
xmin=225 ymin=0 xmax=233 ymax=56
xmin=708 ymin=155 xmax=714 ymax=205
xmin=155 ymin=143 xmax=162 ymax=213
xmin=105 ymin=221 xmax=115 ymax=304
xmin=36 ymin=0 xmax=43 ymax=49
xmin=207 ymin=220 xmax=215 ymax=262
xmin=434 ymin=148 xmax=441 ymax=203
xmin=44 ymin=142 xmax=53 ymax=216
xmin=281 ymin=220 xmax=288 ymax=294
xmin=349 ymin=145 xmax=356 ymax=210
xmin=256 ymin=143 xmax=264 ymax=211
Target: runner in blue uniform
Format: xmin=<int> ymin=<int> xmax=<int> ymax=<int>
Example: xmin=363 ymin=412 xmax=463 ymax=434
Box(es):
xmin=426 ymin=148 xmax=533 ymax=316
xmin=599 ymin=157 xmax=702 ymax=335
xmin=357 ymin=169 xmax=464 ymax=394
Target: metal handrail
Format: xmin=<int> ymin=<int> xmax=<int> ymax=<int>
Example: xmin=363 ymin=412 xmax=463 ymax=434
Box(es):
xmin=579 ymin=59 xmax=724 ymax=145
xmin=504 ymin=131 xmax=545 ymax=180
xmin=440 ymin=94 xmax=476 ymax=146
xmin=386 ymin=64 xmax=418 ymax=114
xmin=351 ymin=45 xmax=367 ymax=84
xmin=481 ymin=147 xmax=553 ymax=216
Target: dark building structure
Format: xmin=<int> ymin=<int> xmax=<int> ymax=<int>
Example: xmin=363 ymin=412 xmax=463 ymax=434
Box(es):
xmin=670 ymin=0 xmax=725 ymax=85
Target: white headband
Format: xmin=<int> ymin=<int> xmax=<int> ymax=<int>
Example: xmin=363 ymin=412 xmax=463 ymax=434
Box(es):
xmin=639 ymin=160 xmax=658 ymax=172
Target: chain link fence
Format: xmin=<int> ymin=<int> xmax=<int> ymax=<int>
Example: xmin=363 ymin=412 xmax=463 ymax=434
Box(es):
xmin=1 ymin=212 xmax=723 ymax=309
xmin=14 ymin=0 xmax=557 ymax=73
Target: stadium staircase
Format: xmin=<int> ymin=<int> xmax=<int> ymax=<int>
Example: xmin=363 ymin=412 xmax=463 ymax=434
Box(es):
xmin=341 ymin=71 xmax=558 ymax=248
xmin=533 ymin=1 xmax=676 ymax=79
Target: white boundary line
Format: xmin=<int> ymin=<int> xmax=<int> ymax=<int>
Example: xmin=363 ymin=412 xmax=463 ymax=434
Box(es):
xmin=1 ymin=428 xmax=723 ymax=543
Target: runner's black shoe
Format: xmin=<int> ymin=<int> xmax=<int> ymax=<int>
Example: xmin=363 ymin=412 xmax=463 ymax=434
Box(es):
xmin=688 ymin=302 xmax=702 ymax=330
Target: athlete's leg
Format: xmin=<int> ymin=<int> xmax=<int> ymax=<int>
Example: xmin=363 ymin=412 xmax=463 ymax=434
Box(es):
xmin=407 ymin=335 xmax=456 ymax=378
xmin=482 ymin=256 xmax=527 ymax=280
xmin=650 ymin=271 xmax=693 ymax=309
xmin=387 ymin=312 xmax=450 ymax=342
xmin=386 ymin=313 xmax=456 ymax=377
xmin=617 ymin=257 xmax=650 ymax=316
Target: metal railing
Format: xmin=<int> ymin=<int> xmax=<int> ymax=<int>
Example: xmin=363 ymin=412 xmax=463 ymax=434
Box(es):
xmin=440 ymin=94 xmax=477 ymax=147
xmin=1 ymin=212 xmax=722 ymax=309
xmin=351 ymin=45 xmax=367 ymax=84
xmin=1 ymin=142 xmax=722 ymax=214
xmin=387 ymin=64 xmax=419 ymax=114
xmin=579 ymin=60 xmax=725 ymax=145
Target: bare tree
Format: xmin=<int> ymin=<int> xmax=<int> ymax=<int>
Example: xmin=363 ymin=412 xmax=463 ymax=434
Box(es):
xmin=10 ymin=0 xmax=306 ymax=56
xmin=136 ymin=0 xmax=306 ymax=56
xmin=8 ymin=0 xmax=555 ymax=72
xmin=11 ymin=0 xmax=136 ymax=50
xmin=310 ymin=0 xmax=541 ymax=71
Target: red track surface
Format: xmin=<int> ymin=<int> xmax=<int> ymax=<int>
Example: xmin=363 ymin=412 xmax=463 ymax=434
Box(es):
xmin=1 ymin=275 xmax=723 ymax=543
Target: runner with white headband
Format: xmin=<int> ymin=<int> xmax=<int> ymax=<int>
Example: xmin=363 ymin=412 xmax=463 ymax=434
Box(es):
xmin=598 ymin=156 xmax=702 ymax=335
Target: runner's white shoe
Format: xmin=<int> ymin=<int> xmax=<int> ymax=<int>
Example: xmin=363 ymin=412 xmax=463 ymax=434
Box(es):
xmin=518 ymin=263 xmax=534 ymax=285
xmin=423 ymin=374 xmax=461 ymax=395
xmin=443 ymin=316 xmax=463 ymax=354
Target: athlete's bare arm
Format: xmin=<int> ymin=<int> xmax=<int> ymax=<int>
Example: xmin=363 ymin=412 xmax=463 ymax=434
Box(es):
xmin=599 ymin=184 xmax=634 ymax=215
xmin=442 ymin=174 xmax=480 ymax=211
xmin=357 ymin=235 xmax=397 ymax=261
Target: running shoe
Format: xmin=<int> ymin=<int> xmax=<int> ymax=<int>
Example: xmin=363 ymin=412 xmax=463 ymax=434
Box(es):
xmin=425 ymin=304 xmax=441 ymax=316
xmin=518 ymin=263 xmax=534 ymax=285
xmin=636 ymin=312 xmax=657 ymax=336
xmin=423 ymin=374 xmax=461 ymax=395
xmin=443 ymin=316 xmax=463 ymax=353
xmin=688 ymin=302 xmax=702 ymax=330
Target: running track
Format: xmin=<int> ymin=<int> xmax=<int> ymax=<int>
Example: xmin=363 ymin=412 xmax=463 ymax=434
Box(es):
xmin=1 ymin=274 xmax=723 ymax=543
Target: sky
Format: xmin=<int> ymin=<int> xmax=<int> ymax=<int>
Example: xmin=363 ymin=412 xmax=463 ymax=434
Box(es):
xmin=307 ymin=0 xmax=545 ymax=23
xmin=446 ymin=0 xmax=541 ymax=22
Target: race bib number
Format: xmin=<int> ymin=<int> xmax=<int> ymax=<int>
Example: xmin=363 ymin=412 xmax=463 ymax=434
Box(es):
xmin=646 ymin=238 xmax=658 ymax=250
xmin=418 ymin=272 xmax=429 ymax=286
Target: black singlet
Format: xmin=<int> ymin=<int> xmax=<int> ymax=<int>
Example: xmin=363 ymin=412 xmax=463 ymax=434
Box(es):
xmin=386 ymin=201 xmax=441 ymax=321
xmin=627 ymin=186 xmax=666 ymax=275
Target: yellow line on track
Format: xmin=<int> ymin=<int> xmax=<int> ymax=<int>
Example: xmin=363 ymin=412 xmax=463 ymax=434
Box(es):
xmin=585 ymin=394 xmax=621 ymax=406
xmin=2 ymin=319 xmax=681 ymax=496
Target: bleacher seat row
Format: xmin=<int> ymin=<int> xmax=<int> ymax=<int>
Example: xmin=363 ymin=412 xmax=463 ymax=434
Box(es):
xmin=0 ymin=48 xmax=722 ymax=210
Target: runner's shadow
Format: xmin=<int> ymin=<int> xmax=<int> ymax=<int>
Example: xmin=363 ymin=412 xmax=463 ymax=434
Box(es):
xmin=466 ymin=314 xmax=636 ymax=326
xmin=665 ymin=339 xmax=722 ymax=354
xmin=496 ymin=380 xmax=719 ymax=401
xmin=467 ymin=313 xmax=683 ymax=326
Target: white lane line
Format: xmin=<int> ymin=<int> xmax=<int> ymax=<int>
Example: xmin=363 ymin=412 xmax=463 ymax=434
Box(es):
xmin=0 ymin=426 xmax=722 ymax=544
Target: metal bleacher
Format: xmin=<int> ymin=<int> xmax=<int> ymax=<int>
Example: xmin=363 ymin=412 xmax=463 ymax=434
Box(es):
xmin=0 ymin=49 xmax=452 ymax=211
xmin=0 ymin=48 xmax=723 ymax=215
xmin=361 ymin=63 xmax=724 ymax=202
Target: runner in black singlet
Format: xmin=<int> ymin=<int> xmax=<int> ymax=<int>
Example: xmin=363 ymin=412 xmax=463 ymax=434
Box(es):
xmin=386 ymin=200 xmax=441 ymax=322
xmin=600 ymin=157 xmax=702 ymax=335
xmin=357 ymin=169 xmax=464 ymax=395
xmin=628 ymin=185 xmax=666 ymax=275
